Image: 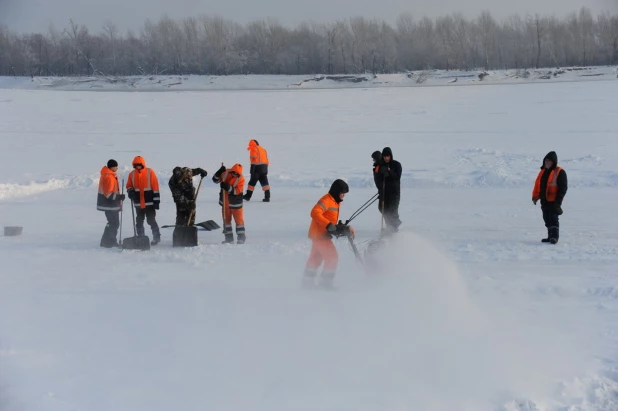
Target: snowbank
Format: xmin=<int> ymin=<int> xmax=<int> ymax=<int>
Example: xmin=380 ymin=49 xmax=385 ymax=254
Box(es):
xmin=0 ymin=66 xmax=615 ymax=92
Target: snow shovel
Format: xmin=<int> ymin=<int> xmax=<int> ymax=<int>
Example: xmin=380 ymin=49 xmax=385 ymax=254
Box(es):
xmin=118 ymin=179 xmax=124 ymax=246
xmin=122 ymin=197 xmax=150 ymax=251
xmin=161 ymin=220 xmax=220 ymax=231
xmin=172 ymin=177 xmax=203 ymax=247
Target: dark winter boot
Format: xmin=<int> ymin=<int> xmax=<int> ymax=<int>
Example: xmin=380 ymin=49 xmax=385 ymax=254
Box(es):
xmin=222 ymin=234 xmax=234 ymax=244
xmin=151 ymin=227 xmax=161 ymax=246
xmin=136 ymin=227 xmax=145 ymax=237
xmin=243 ymin=190 xmax=253 ymax=201
xmin=236 ymin=234 xmax=246 ymax=245
xmin=100 ymin=226 xmax=119 ymax=248
xmin=541 ymin=228 xmax=551 ymax=243
xmin=548 ymin=226 xmax=559 ymax=244
xmin=262 ymin=189 xmax=270 ymax=202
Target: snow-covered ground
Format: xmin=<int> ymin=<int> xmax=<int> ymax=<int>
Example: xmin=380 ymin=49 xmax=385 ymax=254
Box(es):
xmin=0 ymin=65 xmax=616 ymax=92
xmin=0 ymin=78 xmax=617 ymax=410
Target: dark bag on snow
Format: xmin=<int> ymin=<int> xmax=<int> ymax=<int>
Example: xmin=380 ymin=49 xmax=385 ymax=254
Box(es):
xmin=122 ymin=235 xmax=151 ymax=251
xmin=173 ymin=226 xmax=198 ymax=247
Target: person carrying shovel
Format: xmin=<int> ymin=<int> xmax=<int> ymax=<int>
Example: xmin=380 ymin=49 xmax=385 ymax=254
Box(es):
xmin=212 ymin=163 xmax=246 ymax=244
xmin=169 ymin=166 xmax=208 ymax=226
xmin=97 ymin=159 xmax=125 ymax=248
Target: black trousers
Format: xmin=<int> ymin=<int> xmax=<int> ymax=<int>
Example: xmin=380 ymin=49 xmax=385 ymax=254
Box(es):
xmin=135 ymin=207 xmax=160 ymax=237
xmin=248 ymin=173 xmax=270 ymax=191
xmin=176 ymin=207 xmax=195 ymax=226
xmin=101 ymin=211 xmax=120 ymax=246
xmin=379 ymin=194 xmax=402 ymax=231
xmin=542 ymin=203 xmax=560 ymax=238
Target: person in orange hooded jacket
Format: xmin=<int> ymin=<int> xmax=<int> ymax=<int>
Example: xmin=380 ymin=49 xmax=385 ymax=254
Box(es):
xmin=243 ymin=139 xmax=271 ymax=202
xmin=304 ymin=179 xmax=354 ymax=289
xmin=97 ymin=159 xmax=125 ymax=248
xmin=126 ymin=156 xmax=161 ymax=245
xmin=213 ymin=163 xmax=246 ymax=244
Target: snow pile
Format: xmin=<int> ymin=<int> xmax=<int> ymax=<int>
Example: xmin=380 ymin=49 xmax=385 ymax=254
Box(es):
xmin=0 ymin=175 xmax=98 ymax=200
xmin=0 ymin=66 xmax=614 ymax=92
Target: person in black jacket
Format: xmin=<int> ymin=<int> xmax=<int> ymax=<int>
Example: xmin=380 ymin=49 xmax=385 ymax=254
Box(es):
xmin=371 ymin=151 xmax=382 ymax=191
xmin=374 ymin=147 xmax=402 ymax=233
xmin=169 ymin=166 xmax=207 ymax=226
xmin=532 ymin=151 xmax=568 ymax=244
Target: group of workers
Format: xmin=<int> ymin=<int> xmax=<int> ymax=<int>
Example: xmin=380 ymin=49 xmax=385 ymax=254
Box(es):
xmin=97 ymin=141 xmax=566 ymax=289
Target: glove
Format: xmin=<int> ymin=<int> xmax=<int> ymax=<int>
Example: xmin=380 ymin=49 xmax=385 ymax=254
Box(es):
xmin=117 ymin=194 xmax=126 ymax=201
xmin=154 ymin=202 xmax=160 ymax=210
xmin=214 ymin=165 xmax=226 ymax=178
xmin=195 ymin=168 xmax=207 ymax=178
xmin=127 ymin=190 xmax=136 ymax=201
xmin=330 ymin=222 xmax=352 ymax=238
xmin=381 ymin=165 xmax=390 ymax=177
xmin=554 ymin=204 xmax=563 ymax=215
xmin=326 ymin=223 xmax=337 ymax=233
xmin=338 ymin=222 xmax=353 ymax=238
xmin=220 ymin=182 xmax=231 ymax=191
xmin=532 ymin=198 xmax=538 ymax=205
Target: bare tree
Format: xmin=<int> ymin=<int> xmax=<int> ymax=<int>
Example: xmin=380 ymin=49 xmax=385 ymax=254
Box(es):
xmin=102 ymin=20 xmax=118 ymax=74
xmin=0 ymin=9 xmax=616 ymax=76
xmin=527 ymin=14 xmax=545 ymax=68
xmin=436 ymin=15 xmax=455 ymax=70
xmin=478 ymin=11 xmax=497 ymax=70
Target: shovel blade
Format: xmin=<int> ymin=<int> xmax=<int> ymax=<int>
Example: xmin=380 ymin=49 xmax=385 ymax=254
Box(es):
xmin=194 ymin=220 xmax=220 ymax=231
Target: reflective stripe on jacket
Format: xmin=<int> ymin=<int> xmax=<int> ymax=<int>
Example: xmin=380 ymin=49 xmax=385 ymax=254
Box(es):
xmin=126 ymin=156 xmax=160 ymax=209
xmin=308 ymin=193 xmax=340 ymax=240
xmin=97 ymin=166 xmax=121 ymax=211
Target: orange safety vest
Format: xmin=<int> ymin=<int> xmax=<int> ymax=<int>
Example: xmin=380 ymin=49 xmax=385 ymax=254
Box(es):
xmin=308 ymin=193 xmax=340 ymax=240
xmin=532 ymin=167 xmax=562 ymax=202
xmin=126 ymin=156 xmax=160 ymax=209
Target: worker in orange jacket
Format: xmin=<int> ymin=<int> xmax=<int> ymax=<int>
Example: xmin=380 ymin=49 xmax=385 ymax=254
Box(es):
xmin=304 ymin=179 xmax=354 ymax=289
xmin=532 ymin=151 xmax=568 ymax=244
xmin=97 ymin=159 xmax=125 ymax=248
xmin=126 ymin=156 xmax=161 ymax=246
xmin=243 ymin=139 xmax=271 ymax=202
xmin=213 ymin=163 xmax=246 ymax=244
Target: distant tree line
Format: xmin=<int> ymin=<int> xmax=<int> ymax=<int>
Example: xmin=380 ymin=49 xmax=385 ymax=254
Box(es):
xmin=0 ymin=7 xmax=617 ymax=77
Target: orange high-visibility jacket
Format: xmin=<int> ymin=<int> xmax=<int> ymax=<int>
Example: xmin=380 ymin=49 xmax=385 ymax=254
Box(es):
xmin=97 ymin=166 xmax=121 ymax=211
xmin=308 ymin=193 xmax=340 ymax=240
xmin=215 ymin=163 xmax=245 ymax=209
xmin=532 ymin=167 xmax=563 ymax=202
xmin=126 ymin=156 xmax=160 ymax=209
xmin=248 ymin=140 xmax=269 ymax=166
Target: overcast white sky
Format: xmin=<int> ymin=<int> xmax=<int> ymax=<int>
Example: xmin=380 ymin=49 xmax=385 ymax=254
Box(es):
xmin=0 ymin=0 xmax=615 ymax=33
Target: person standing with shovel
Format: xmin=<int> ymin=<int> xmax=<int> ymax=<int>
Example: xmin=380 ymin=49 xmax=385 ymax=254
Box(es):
xmin=169 ymin=166 xmax=208 ymax=226
xmin=97 ymin=159 xmax=125 ymax=248
xmin=126 ymin=156 xmax=162 ymax=246
xmin=213 ymin=163 xmax=246 ymax=244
